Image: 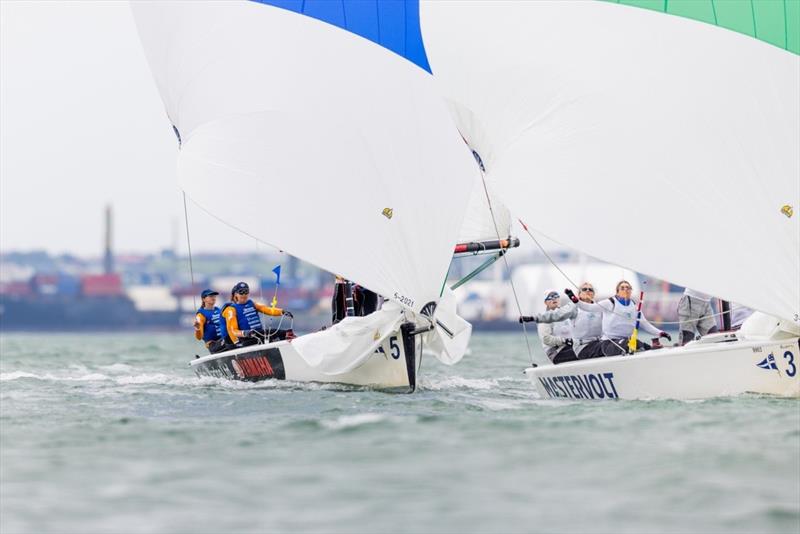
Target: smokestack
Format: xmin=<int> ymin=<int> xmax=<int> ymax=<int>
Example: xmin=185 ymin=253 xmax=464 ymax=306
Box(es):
xmin=104 ymin=204 xmax=114 ymax=274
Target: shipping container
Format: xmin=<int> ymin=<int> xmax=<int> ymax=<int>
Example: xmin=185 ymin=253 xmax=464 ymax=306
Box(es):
xmin=32 ymin=274 xmax=59 ymax=295
xmin=57 ymin=275 xmax=81 ymax=297
xmin=80 ymin=274 xmax=123 ymax=297
xmin=0 ymin=281 xmax=32 ymax=296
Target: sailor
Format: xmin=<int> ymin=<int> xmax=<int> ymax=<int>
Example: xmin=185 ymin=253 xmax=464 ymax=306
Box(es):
xmin=331 ymin=276 xmax=349 ymax=324
xmin=331 ymin=276 xmax=380 ymax=325
xmin=519 ymin=282 xmax=604 ymax=359
xmin=678 ymin=288 xmax=718 ymax=344
xmin=565 ymin=280 xmax=670 ymax=356
xmin=193 ymin=289 xmax=224 ymax=353
xmin=354 ymin=284 xmax=380 ymax=317
xmin=221 ymin=282 xmax=294 ymax=347
xmin=535 ymin=290 xmax=578 ymax=364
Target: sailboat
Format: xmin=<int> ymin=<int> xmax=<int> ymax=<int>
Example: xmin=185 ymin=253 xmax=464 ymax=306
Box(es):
xmin=416 ymin=1 xmax=799 ymax=399
xmin=130 ymin=0 xmax=515 ymax=391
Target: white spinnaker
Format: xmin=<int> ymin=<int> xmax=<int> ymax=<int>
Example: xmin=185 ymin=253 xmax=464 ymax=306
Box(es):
xmin=457 ymin=178 xmax=511 ymax=243
xmin=421 ymin=1 xmax=800 ymax=322
xmin=131 ymin=1 xmax=478 ymax=314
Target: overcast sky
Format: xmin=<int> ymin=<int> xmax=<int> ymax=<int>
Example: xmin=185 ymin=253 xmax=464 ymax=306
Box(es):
xmin=1 ymin=0 xmax=263 ymax=256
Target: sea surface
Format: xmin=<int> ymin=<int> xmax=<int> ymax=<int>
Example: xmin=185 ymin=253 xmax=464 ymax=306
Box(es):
xmin=1 ymin=332 xmax=798 ymax=534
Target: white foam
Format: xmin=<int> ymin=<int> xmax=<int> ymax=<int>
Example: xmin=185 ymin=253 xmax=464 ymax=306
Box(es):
xmin=98 ymin=363 xmax=135 ymax=373
xmin=321 ymin=413 xmax=392 ymax=430
xmin=422 ymin=376 xmax=499 ymax=391
xmin=0 ymin=371 xmax=43 ymax=381
xmin=0 ymin=371 xmax=111 ymax=382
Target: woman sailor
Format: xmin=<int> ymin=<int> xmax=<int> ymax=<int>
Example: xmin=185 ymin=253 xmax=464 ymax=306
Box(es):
xmin=221 ymin=282 xmax=294 ymax=348
xmin=519 ymin=282 xmax=604 ymax=359
xmin=566 ymin=280 xmax=670 ymax=356
xmin=193 ymin=289 xmax=224 ymax=353
xmin=534 ymin=290 xmax=578 ymax=364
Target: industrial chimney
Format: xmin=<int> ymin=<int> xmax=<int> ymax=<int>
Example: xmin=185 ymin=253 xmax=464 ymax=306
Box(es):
xmin=103 ymin=204 xmax=114 ymax=274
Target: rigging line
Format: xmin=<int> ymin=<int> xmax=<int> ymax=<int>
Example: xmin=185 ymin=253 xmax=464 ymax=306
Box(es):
xmin=184 ymin=194 xmax=281 ymax=252
xmin=516 ymin=223 xmax=751 ymax=329
xmin=479 ymin=176 xmax=536 ymax=367
xmin=518 ymin=218 xmax=687 ymax=326
xmin=254 ymin=239 xmax=265 ymax=303
xmin=517 ymin=219 xmax=580 ymax=291
xmin=182 ymin=191 xmax=197 ymax=310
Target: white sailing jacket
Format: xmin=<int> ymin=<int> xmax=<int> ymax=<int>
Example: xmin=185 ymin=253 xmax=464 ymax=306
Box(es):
xmin=577 ymin=298 xmax=661 ymax=340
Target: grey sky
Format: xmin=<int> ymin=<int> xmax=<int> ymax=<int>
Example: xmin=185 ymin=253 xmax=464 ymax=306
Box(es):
xmin=1 ymin=0 xmax=259 ymax=256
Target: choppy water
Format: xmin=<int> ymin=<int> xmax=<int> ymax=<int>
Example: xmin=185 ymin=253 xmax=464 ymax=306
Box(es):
xmin=1 ymin=332 xmax=798 ymax=534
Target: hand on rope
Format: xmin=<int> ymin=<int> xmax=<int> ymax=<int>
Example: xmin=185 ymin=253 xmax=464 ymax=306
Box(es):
xmin=519 ymin=315 xmax=536 ymax=323
xmin=659 ymin=331 xmax=672 ymax=341
xmin=564 ymin=288 xmax=579 ymax=304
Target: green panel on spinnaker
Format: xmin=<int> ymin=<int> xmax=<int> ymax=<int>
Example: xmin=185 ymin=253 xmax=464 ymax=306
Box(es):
xmin=609 ymin=0 xmax=800 ymax=54
xmin=753 ymin=0 xmax=788 ymax=47
xmin=667 ymin=0 xmax=716 ymax=25
xmin=714 ymin=0 xmax=756 ymax=36
xmin=788 ymin=0 xmax=800 ymax=52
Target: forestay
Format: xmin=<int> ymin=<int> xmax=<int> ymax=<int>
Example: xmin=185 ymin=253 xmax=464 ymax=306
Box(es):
xmin=421 ymin=1 xmax=800 ymax=322
xmin=131 ymin=1 xmax=478 ymax=314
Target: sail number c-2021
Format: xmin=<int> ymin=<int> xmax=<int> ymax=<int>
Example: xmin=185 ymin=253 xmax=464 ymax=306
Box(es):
xmin=393 ymin=293 xmax=414 ymax=309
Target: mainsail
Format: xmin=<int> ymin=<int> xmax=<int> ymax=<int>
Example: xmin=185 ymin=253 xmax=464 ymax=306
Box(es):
xmin=131 ymin=1 xmax=479 ymax=315
xmin=421 ymin=0 xmax=800 ymax=322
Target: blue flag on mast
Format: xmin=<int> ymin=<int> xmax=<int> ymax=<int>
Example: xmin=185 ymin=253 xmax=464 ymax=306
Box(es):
xmin=272 ymin=265 xmax=281 ymax=286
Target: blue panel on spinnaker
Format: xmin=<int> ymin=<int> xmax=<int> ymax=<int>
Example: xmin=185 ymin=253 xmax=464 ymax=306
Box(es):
xmin=251 ymin=0 xmax=432 ymax=73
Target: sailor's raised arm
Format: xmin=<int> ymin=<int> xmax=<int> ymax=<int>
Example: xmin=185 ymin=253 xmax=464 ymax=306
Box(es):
xmin=575 ymin=299 xmax=606 ymax=313
xmin=531 ymin=303 xmax=578 ymax=324
xmin=254 ymin=301 xmax=293 ymax=319
xmin=254 ymin=302 xmax=282 ymax=316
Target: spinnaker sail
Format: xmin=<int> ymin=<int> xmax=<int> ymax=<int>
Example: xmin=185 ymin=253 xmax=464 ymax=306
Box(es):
xmin=131 ymin=0 xmax=479 ymax=315
xmin=421 ymin=0 xmax=800 ymax=322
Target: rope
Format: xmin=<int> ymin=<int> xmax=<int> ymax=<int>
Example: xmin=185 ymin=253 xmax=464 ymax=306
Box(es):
xmin=479 ymin=176 xmax=536 ymax=367
xmin=182 ymin=191 xmax=197 ymax=310
xmin=518 ymin=219 xmax=580 ymax=291
xmin=517 ymin=217 xmax=737 ymax=327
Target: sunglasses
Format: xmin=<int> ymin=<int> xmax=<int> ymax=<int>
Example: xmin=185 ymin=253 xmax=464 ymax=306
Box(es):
xmin=580 ymin=287 xmax=594 ymax=292
xmin=235 ymin=289 xmax=249 ymax=295
xmin=619 ymin=286 xmax=632 ymax=290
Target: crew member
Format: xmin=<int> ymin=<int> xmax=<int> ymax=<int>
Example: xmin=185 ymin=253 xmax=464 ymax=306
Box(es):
xmin=520 ymin=282 xmax=603 ymax=359
xmin=332 ymin=276 xmax=380 ymax=325
xmin=678 ymin=288 xmax=718 ymax=344
xmin=535 ymin=290 xmax=577 ymax=364
xmin=567 ymin=280 xmax=670 ymax=356
xmin=221 ymin=282 xmax=293 ymax=347
xmin=193 ymin=289 xmax=224 ymax=353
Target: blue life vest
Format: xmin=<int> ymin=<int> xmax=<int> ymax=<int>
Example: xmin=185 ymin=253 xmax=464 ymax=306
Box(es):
xmin=197 ymin=306 xmax=221 ymax=342
xmin=220 ymin=300 xmax=263 ymax=343
xmin=235 ymin=299 xmax=263 ymax=330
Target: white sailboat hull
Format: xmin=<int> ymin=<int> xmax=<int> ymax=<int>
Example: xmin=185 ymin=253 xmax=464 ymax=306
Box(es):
xmin=525 ymin=337 xmax=800 ymax=400
xmin=190 ymin=325 xmax=418 ymax=392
